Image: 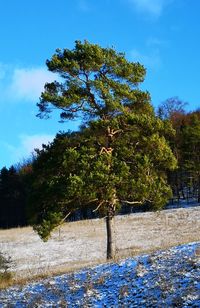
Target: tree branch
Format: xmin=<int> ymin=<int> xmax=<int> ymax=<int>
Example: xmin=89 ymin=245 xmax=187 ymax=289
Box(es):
xmin=93 ymin=201 xmax=104 ymax=212
xmin=120 ymin=199 xmax=153 ymax=204
xmin=60 ymin=211 xmax=72 ymax=224
xmin=120 ymin=200 xmax=143 ymax=205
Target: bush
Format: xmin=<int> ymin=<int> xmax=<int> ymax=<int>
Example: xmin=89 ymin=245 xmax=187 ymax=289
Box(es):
xmin=0 ymin=252 xmax=12 ymax=285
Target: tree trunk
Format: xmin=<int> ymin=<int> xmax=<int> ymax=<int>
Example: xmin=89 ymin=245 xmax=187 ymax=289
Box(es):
xmin=106 ymin=212 xmax=115 ymax=259
xmin=105 ymin=126 xmax=116 ymax=259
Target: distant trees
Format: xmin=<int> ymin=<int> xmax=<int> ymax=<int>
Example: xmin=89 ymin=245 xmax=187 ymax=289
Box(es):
xmin=171 ymin=111 xmax=200 ymax=202
xmin=0 ymin=158 xmax=34 ymax=229
xmin=157 ymin=97 xmax=187 ymax=120
xmin=0 ymin=166 xmax=27 ymax=228
xmin=30 ymin=40 xmax=176 ymax=259
xmin=157 ymin=98 xmax=200 ymax=203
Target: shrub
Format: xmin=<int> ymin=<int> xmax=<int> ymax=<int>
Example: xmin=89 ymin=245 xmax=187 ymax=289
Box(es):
xmin=0 ymin=252 xmax=12 ymax=286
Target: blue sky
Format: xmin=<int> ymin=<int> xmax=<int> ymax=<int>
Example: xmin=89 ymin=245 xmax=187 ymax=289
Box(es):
xmin=0 ymin=0 xmax=200 ymax=168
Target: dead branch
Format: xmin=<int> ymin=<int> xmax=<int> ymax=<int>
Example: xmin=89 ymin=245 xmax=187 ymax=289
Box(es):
xmin=60 ymin=212 xmax=72 ymax=224
xmin=93 ymin=201 xmax=104 ymax=212
xmin=120 ymin=200 xmax=143 ymax=205
xmin=100 ymin=147 xmax=113 ymax=155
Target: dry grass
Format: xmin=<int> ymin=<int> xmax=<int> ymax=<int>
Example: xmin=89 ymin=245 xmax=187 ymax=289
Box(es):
xmin=0 ymin=272 xmax=13 ymax=289
xmin=0 ymin=206 xmax=200 ymax=288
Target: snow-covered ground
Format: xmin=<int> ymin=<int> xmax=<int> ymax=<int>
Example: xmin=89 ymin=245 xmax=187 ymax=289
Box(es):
xmin=0 ymin=242 xmax=200 ymax=307
xmin=0 ymin=206 xmax=200 ymax=280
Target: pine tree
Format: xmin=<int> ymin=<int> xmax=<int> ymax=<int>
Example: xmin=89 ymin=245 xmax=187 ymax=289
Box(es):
xmin=32 ymin=41 xmax=177 ymax=259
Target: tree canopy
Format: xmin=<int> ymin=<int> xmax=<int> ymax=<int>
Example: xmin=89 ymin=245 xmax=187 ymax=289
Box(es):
xmin=31 ymin=41 xmax=177 ymax=259
xmin=37 ymin=40 xmax=150 ymax=122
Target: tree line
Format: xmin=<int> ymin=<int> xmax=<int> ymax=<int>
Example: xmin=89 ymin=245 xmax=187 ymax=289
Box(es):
xmin=0 ymin=41 xmax=199 ymax=259
xmin=158 ymin=97 xmax=200 ymax=204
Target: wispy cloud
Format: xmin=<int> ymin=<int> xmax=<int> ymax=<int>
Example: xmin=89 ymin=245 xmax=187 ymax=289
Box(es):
xmin=18 ymin=134 xmax=55 ymax=153
xmin=4 ymin=134 xmax=55 ymax=164
xmin=130 ymin=48 xmax=161 ymax=70
xmin=127 ymin=0 xmax=172 ymax=17
xmin=0 ymin=65 xmax=56 ymax=104
xmin=9 ymin=67 xmax=55 ymax=102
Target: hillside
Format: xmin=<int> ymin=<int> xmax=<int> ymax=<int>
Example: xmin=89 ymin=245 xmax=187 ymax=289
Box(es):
xmin=0 ymin=242 xmax=200 ymax=306
xmin=0 ymin=206 xmax=200 ymax=280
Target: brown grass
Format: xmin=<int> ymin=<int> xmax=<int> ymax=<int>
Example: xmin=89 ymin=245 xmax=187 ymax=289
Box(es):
xmin=0 ymin=206 xmax=200 ymax=288
xmin=0 ymin=272 xmax=13 ymax=289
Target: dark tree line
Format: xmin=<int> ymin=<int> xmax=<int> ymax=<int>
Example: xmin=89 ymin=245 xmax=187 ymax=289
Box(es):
xmin=0 ymin=159 xmax=100 ymax=229
xmin=0 ymin=165 xmax=29 ymax=228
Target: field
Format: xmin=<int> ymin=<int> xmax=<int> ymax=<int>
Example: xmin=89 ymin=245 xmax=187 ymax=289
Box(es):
xmin=0 ymin=242 xmax=200 ymax=306
xmin=0 ymin=205 xmax=200 ymax=281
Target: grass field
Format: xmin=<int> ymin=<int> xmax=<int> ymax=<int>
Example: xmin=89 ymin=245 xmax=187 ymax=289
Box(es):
xmin=0 ymin=206 xmax=200 ymax=283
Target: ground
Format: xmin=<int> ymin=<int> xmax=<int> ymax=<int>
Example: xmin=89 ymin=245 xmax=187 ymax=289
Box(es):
xmin=0 ymin=242 xmax=200 ymax=306
xmin=0 ymin=205 xmax=200 ymax=280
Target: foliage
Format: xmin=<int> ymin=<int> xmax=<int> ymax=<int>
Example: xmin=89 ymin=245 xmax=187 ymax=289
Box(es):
xmin=158 ymin=98 xmax=200 ymax=202
xmin=30 ymin=120 xmax=176 ymax=240
xmin=171 ymin=111 xmax=200 ymax=201
xmin=37 ymin=40 xmax=149 ymax=122
xmin=30 ymin=40 xmax=177 ymax=258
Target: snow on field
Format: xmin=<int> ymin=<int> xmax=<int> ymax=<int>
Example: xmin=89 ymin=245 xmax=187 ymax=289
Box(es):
xmin=0 ymin=206 xmax=200 ymax=280
xmin=0 ymin=242 xmax=200 ymax=307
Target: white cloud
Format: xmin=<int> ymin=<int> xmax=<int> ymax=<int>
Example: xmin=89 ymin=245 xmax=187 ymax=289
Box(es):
xmin=130 ymin=48 xmax=161 ymax=70
xmin=128 ymin=0 xmax=172 ymax=17
xmin=19 ymin=134 xmax=55 ymax=153
xmin=5 ymin=134 xmax=55 ymax=164
xmin=9 ymin=67 xmax=55 ymax=102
